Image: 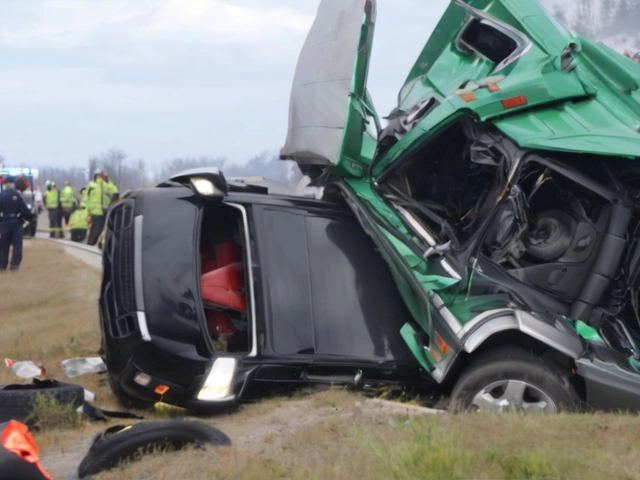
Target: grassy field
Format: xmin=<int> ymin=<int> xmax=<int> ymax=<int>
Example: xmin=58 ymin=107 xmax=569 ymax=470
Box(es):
xmin=0 ymin=239 xmax=103 ymax=383
xmin=2 ymin=240 xmax=640 ymax=479
xmin=106 ymin=409 xmax=640 ymax=480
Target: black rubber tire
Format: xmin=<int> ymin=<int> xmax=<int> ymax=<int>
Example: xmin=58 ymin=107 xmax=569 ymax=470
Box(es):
xmin=0 ymin=379 xmax=84 ymax=423
xmin=77 ymin=420 xmax=231 ymax=478
xmin=450 ymin=347 xmax=579 ymax=413
xmin=107 ymin=373 xmax=155 ymax=410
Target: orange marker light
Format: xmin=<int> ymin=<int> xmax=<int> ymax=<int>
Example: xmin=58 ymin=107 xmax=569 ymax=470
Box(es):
xmin=429 ymin=347 xmax=442 ymax=362
xmin=487 ymin=83 xmax=501 ymax=92
xmin=435 ymin=333 xmax=449 ymax=356
xmin=460 ymin=93 xmax=477 ymax=103
xmin=154 ymin=384 xmax=170 ymax=395
xmin=460 ymin=93 xmax=478 ymax=103
xmin=502 ymin=95 xmax=528 ymax=109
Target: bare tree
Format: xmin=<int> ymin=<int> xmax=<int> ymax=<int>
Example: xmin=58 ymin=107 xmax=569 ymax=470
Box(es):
xmin=550 ymin=5 xmax=568 ymax=27
xmin=100 ymin=149 xmax=127 ymax=188
xmin=155 ymin=156 xmax=226 ymax=182
xmin=572 ymin=1 xmax=598 ymax=37
xmin=38 ymin=166 xmax=88 ymax=190
xmin=87 ymin=148 xmax=149 ymax=192
xmin=154 ymin=152 xmax=302 ymax=186
xmin=88 ymin=156 xmax=100 ymax=182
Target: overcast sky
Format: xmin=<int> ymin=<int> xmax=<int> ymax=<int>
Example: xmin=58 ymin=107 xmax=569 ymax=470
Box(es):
xmin=0 ymin=0 xmax=449 ymax=169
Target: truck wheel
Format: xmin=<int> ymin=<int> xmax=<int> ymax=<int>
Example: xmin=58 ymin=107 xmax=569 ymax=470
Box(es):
xmin=450 ymin=347 xmax=578 ymax=413
xmin=107 ymin=373 xmax=155 ymax=410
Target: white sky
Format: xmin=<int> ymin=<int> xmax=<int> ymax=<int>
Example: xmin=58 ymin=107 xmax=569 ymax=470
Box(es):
xmin=0 ymin=0 xmax=449 ymax=169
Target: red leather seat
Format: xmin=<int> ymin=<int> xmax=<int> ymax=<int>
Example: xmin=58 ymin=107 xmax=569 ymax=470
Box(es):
xmin=201 ymin=262 xmax=246 ymax=312
xmin=201 ymin=241 xmax=242 ymax=274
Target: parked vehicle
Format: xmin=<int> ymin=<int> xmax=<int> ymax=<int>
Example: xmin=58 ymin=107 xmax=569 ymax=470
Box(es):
xmin=280 ymin=0 xmax=640 ymax=412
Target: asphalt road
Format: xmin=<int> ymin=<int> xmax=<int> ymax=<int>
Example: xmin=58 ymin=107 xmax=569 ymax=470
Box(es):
xmin=35 ymin=212 xmax=102 ymax=271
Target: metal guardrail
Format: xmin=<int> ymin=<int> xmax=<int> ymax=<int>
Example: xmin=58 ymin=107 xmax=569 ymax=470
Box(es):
xmin=35 ymin=232 xmax=102 ymax=257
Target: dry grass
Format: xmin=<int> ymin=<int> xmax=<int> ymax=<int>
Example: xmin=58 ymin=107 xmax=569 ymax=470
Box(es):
xmin=0 ymin=240 xmax=121 ymax=409
xmin=4 ymin=240 xmax=640 ymax=480
xmin=27 ymin=393 xmax=82 ymax=430
xmin=0 ymin=239 xmax=102 ymax=374
xmin=92 ymin=401 xmax=640 ymax=480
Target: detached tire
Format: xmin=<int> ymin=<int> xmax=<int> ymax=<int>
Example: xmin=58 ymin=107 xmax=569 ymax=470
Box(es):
xmin=450 ymin=347 xmax=578 ymax=413
xmin=0 ymin=379 xmax=84 ymax=423
xmin=77 ymin=420 xmax=231 ymax=478
xmin=107 ymin=373 xmax=155 ymax=410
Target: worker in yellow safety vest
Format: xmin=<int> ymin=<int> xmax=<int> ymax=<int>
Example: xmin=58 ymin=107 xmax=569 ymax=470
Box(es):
xmin=68 ymin=200 xmax=89 ymax=243
xmin=102 ymin=171 xmax=119 ymax=209
xmin=60 ymin=180 xmax=76 ymax=231
xmin=78 ymin=187 xmax=88 ymax=209
xmin=44 ymin=181 xmax=62 ymax=239
xmin=86 ymin=170 xmax=106 ymax=246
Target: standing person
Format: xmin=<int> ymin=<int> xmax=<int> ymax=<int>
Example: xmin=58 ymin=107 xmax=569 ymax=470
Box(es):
xmin=60 ymin=180 xmax=76 ymax=232
xmin=34 ymin=185 xmax=43 ymax=214
xmin=44 ymin=181 xmax=62 ymax=239
xmin=102 ymin=171 xmax=119 ymax=209
xmin=0 ymin=176 xmax=35 ymax=272
xmin=86 ymin=170 xmax=106 ymax=246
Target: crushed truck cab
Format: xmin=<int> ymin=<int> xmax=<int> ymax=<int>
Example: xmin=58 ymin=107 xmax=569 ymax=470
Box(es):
xmin=282 ymin=0 xmax=640 ymax=412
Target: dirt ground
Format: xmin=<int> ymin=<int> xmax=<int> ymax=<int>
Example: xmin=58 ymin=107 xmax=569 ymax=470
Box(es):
xmin=40 ymin=391 xmax=440 ymax=480
xmin=6 ymin=240 xmax=640 ymax=480
xmin=0 ymin=240 xmax=440 ymax=479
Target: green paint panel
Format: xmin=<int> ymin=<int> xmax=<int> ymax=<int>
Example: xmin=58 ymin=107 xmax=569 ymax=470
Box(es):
xmin=400 ymin=322 xmax=435 ymax=372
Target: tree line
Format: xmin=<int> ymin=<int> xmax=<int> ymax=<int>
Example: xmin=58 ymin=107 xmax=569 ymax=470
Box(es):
xmin=552 ymin=0 xmax=640 ymax=40
xmin=13 ymin=149 xmax=302 ymax=193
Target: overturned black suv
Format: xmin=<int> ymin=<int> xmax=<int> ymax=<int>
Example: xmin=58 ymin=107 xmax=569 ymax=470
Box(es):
xmin=100 ymin=171 xmax=423 ymax=410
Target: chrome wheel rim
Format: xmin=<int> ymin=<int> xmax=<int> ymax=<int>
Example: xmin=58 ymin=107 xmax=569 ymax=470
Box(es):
xmin=470 ymin=380 xmax=557 ymax=413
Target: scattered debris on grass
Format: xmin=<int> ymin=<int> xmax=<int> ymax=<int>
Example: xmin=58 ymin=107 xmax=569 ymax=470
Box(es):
xmin=5 ymin=358 xmax=45 ymax=379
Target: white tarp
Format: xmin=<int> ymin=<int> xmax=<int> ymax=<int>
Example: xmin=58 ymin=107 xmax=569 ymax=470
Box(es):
xmin=280 ymin=0 xmax=370 ymax=165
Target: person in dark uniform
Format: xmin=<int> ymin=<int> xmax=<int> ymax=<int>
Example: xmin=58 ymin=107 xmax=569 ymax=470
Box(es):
xmin=0 ymin=176 xmax=35 ymax=272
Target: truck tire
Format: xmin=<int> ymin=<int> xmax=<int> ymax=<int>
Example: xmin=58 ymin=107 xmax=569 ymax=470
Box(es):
xmin=77 ymin=420 xmax=231 ymax=478
xmin=450 ymin=347 xmax=578 ymax=413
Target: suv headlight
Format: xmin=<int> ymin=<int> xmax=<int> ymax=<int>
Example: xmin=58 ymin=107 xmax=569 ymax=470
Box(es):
xmin=197 ymin=357 xmax=236 ymax=401
xmin=191 ymin=178 xmax=223 ymax=196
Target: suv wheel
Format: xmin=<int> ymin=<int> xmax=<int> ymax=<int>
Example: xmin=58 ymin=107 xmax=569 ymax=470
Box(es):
xmin=450 ymin=347 xmax=578 ymax=413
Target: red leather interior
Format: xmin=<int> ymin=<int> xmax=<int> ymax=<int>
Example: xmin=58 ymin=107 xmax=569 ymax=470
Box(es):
xmin=201 ymin=240 xmax=246 ymax=342
xmin=201 ymin=263 xmax=246 ymax=312
xmin=201 ymin=241 xmax=241 ymax=274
